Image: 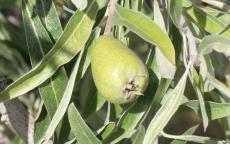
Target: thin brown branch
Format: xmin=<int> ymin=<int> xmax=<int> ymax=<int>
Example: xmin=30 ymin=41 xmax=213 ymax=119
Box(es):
xmin=104 ymin=0 xmax=118 ymax=35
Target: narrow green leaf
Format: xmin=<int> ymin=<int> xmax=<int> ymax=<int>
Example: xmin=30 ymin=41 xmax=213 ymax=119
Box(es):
xmin=170 ymin=125 xmax=199 ymax=144
xmin=207 ymin=73 xmax=230 ymax=98
xmin=64 ymin=138 xmax=76 ymax=144
xmin=144 ymin=78 xmax=172 ymax=121
xmin=95 ymin=107 xmax=109 ymax=139
xmin=214 ymin=11 xmax=230 ymax=24
xmin=22 ymin=1 xmax=70 ymax=142
xmin=71 ymin=0 xmax=88 ymax=11
xmin=68 ymin=103 xmax=102 ymax=144
xmin=193 ymin=86 xmax=209 ymax=130
xmin=22 ymin=0 xmax=68 ymax=118
xmin=190 ymin=68 xmax=209 ymax=131
xmin=163 ymin=131 xmax=226 ymax=144
xmin=186 ymin=6 xmax=230 ymax=37
xmin=0 ymin=0 xmax=98 ymax=102
xmin=154 ymin=0 xmax=176 ymax=79
xmin=36 ymin=0 xmax=63 ymax=41
xmin=85 ymin=107 xmax=110 ymax=132
xmin=41 ymin=43 xmax=89 ymax=143
xmin=143 ymin=61 xmax=192 ymax=144
xmin=198 ymin=35 xmax=230 ymax=55
xmin=95 ymin=0 xmax=108 ymax=9
xmin=34 ymin=106 xmax=51 ymax=143
xmin=130 ymin=0 xmax=143 ymax=11
xmin=154 ymin=0 xmax=166 ymax=34
xmin=168 ymin=0 xmax=183 ymax=26
xmin=200 ymin=55 xmax=215 ymax=91
xmin=114 ymin=4 xmax=175 ymax=64
xmin=185 ymin=100 xmax=230 ymax=120
xmin=131 ymin=125 xmax=145 ymax=144
xmin=99 ymin=122 xmax=115 ymax=139
xmin=108 ymin=102 xmax=123 ymax=123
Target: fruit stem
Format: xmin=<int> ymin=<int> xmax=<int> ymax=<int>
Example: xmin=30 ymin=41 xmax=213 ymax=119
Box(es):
xmin=104 ymin=0 xmax=118 ymax=35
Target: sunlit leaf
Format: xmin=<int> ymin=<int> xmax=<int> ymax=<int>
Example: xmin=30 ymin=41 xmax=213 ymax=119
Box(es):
xmin=198 ymin=35 xmax=230 ymax=56
xmin=143 ymin=61 xmax=192 ymax=144
xmin=71 ymin=0 xmax=87 ymax=11
xmin=36 ymin=0 xmax=63 ymax=41
xmin=186 ymin=6 xmax=230 ymax=37
xmin=114 ymin=4 xmax=175 ymax=64
xmin=68 ymin=103 xmax=102 ymax=144
xmin=0 ymin=0 xmax=98 ymax=102
xmin=185 ymin=100 xmax=230 ymax=120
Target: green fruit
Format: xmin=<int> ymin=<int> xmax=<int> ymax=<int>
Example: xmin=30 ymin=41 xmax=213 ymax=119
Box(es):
xmin=91 ymin=36 xmax=149 ymax=104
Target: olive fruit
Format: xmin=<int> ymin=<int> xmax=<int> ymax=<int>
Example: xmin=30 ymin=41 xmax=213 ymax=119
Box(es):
xmin=91 ymin=36 xmax=149 ymax=104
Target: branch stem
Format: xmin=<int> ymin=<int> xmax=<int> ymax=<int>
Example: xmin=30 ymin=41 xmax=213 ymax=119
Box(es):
xmin=104 ymin=0 xmax=118 ymax=35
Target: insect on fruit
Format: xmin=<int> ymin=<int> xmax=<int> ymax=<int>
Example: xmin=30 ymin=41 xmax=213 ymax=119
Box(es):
xmin=91 ymin=36 xmax=149 ymax=104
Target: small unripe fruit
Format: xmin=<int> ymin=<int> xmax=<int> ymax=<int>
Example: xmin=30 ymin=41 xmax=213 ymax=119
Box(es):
xmin=91 ymin=36 xmax=149 ymax=104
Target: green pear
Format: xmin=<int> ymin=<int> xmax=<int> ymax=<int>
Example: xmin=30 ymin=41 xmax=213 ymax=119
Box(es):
xmin=91 ymin=36 xmax=149 ymax=104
